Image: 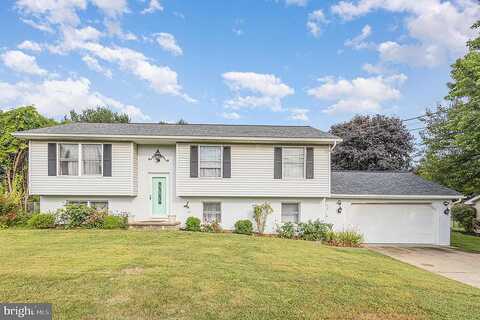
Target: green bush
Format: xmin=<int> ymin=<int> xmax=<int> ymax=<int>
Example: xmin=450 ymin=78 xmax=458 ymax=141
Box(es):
xmin=452 ymin=204 xmax=477 ymax=233
xmin=325 ymin=229 xmax=363 ymax=247
xmin=234 ymin=219 xmax=253 ymax=235
xmin=84 ymin=210 xmax=107 ymax=228
xmin=185 ymin=216 xmax=201 ymax=232
xmin=277 ymin=222 xmax=297 ymax=239
xmin=56 ymin=204 xmax=96 ymax=228
xmin=202 ymin=220 xmax=222 ymax=233
xmin=103 ymin=215 xmax=127 ymax=229
xmin=0 ymin=194 xmax=20 ymax=227
xmin=297 ymin=220 xmax=333 ymax=241
xmin=27 ymin=213 xmax=55 ymax=229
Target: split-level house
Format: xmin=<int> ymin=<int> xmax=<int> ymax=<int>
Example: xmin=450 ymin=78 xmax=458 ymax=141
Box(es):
xmin=14 ymin=123 xmax=461 ymax=244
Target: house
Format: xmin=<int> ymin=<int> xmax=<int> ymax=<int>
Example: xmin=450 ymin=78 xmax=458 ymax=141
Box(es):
xmin=465 ymin=195 xmax=480 ymax=219
xmin=14 ymin=122 xmax=461 ymax=244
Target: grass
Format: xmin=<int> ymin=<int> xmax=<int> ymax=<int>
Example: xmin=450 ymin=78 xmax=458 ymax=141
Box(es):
xmin=0 ymin=230 xmax=479 ymax=320
xmin=451 ymin=230 xmax=480 ymax=253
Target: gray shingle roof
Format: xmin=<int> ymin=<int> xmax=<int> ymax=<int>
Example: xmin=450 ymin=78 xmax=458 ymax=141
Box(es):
xmin=331 ymin=171 xmax=461 ymax=196
xmin=16 ymin=122 xmax=339 ymax=139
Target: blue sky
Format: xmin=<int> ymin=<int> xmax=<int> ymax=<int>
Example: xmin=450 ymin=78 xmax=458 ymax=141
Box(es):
xmin=0 ymin=0 xmax=478 ymax=132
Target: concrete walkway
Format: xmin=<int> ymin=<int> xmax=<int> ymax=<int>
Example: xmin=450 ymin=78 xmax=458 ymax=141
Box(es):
xmin=368 ymin=245 xmax=480 ymax=289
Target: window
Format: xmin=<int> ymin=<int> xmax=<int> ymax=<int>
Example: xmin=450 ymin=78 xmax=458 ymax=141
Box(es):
xmin=283 ymin=147 xmax=305 ymax=179
xmin=59 ymin=144 xmax=79 ymax=176
xmin=67 ymin=200 xmax=108 ymax=211
xmin=82 ymin=144 xmax=102 ymax=175
xmin=282 ymin=203 xmax=299 ymax=223
xmin=203 ymin=202 xmax=221 ymax=223
xmin=199 ymin=146 xmax=222 ymax=177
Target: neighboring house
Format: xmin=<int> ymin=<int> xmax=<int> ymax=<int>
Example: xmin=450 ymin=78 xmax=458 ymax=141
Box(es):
xmin=14 ymin=123 xmax=461 ymax=245
xmin=465 ymin=195 xmax=480 ymax=219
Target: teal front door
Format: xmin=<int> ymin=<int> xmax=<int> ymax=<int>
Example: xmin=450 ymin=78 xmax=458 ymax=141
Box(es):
xmin=152 ymin=177 xmax=167 ymax=217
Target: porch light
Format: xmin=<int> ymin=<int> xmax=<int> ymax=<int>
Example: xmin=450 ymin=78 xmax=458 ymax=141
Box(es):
xmin=336 ymin=200 xmax=342 ymax=214
xmin=443 ymin=200 xmax=450 ymax=215
xmin=149 ymin=149 xmax=169 ymax=162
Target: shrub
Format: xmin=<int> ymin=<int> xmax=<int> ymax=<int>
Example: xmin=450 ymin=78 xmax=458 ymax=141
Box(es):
xmin=103 ymin=215 xmax=127 ymax=229
xmin=0 ymin=194 xmax=20 ymax=227
xmin=234 ymin=219 xmax=253 ymax=235
xmin=84 ymin=210 xmax=108 ymax=228
xmin=277 ymin=222 xmax=297 ymax=239
xmin=185 ymin=216 xmax=201 ymax=232
xmin=253 ymin=202 xmax=273 ymax=234
xmin=297 ymin=220 xmax=333 ymax=241
xmin=202 ymin=220 xmax=222 ymax=233
xmin=325 ymin=229 xmax=363 ymax=247
xmin=27 ymin=213 xmax=56 ymax=229
xmin=56 ymin=204 xmax=96 ymax=228
xmin=452 ymin=204 xmax=477 ymax=233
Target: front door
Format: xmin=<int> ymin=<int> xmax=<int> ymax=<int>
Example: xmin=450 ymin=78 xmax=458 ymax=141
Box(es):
xmin=152 ymin=177 xmax=167 ymax=217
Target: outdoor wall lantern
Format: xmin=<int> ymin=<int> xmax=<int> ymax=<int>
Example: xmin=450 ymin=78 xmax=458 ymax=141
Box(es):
xmin=443 ymin=200 xmax=450 ymax=215
xmin=184 ymin=200 xmax=190 ymax=209
xmin=337 ymin=200 xmax=343 ymax=214
xmin=148 ymin=149 xmax=169 ymax=163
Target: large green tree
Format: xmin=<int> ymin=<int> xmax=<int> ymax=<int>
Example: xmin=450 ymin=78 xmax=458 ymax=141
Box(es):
xmin=418 ymin=22 xmax=480 ymax=194
xmin=0 ymin=106 xmax=56 ymax=208
xmin=329 ymin=115 xmax=414 ymax=171
xmin=66 ymin=107 xmax=130 ymax=123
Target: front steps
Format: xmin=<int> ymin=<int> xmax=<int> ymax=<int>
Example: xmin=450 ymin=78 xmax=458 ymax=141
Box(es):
xmin=129 ymin=220 xmax=181 ymax=230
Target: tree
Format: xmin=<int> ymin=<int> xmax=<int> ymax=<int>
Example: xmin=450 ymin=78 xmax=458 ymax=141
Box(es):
xmin=329 ymin=114 xmax=414 ymax=171
xmin=159 ymin=119 xmax=189 ymax=124
xmin=418 ymin=21 xmax=480 ymax=194
xmin=0 ymin=106 xmax=56 ymax=208
xmin=66 ymin=107 xmax=130 ymax=123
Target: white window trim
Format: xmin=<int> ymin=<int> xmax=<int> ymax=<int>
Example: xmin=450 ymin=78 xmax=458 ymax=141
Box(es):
xmin=281 ymin=146 xmax=306 ymax=180
xmin=57 ymin=143 xmax=104 ymax=177
xmin=281 ymin=202 xmax=301 ymax=223
xmin=198 ymin=145 xmax=223 ymax=179
xmin=202 ymin=201 xmax=222 ymax=223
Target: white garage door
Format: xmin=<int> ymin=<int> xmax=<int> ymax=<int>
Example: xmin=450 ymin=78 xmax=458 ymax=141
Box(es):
xmin=347 ymin=203 xmax=436 ymax=244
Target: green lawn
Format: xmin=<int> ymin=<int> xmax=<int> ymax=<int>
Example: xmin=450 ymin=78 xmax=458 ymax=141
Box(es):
xmin=451 ymin=231 xmax=480 ymax=253
xmin=1 ymin=230 xmax=479 ymax=320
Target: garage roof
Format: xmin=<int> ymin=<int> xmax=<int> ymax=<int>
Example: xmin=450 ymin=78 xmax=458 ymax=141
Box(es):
xmin=331 ymin=171 xmax=461 ymax=197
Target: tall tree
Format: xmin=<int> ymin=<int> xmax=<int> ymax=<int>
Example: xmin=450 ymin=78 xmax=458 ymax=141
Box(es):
xmin=329 ymin=115 xmax=414 ymax=171
xmin=418 ymin=21 xmax=480 ymax=194
xmin=66 ymin=107 xmax=130 ymax=123
xmin=0 ymin=106 xmax=56 ymax=208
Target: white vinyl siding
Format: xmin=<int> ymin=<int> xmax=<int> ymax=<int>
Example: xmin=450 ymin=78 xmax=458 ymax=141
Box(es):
xmin=282 ymin=203 xmax=299 ymax=223
xmin=199 ymin=146 xmax=222 ymax=177
xmin=203 ymin=202 xmax=221 ymax=223
xmin=282 ymin=147 xmax=305 ymax=179
xmin=30 ymin=141 xmax=136 ymax=196
xmin=176 ymin=143 xmax=330 ymax=197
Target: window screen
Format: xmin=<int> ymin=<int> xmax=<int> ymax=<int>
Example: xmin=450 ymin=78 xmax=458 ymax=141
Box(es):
xmin=203 ymin=202 xmax=221 ymax=223
xmin=59 ymin=144 xmax=79 ymax=176
xmin=199 ymin=146 xmax=222 ymax=177
xmin=282 ymin=147 xmax=304 ymax=179
xmin=82 ymin=144 xmax=102 ymax=175
xmin=282 ymin=203 xmax=299 ymax=223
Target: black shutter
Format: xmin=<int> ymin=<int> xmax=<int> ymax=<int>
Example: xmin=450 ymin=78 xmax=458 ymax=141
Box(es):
xmin=274 ymin=147 xmax=282 ymax=179
xmin=190 ymin=145 xmax=198 ymax=178
xmin=306 ymin=147 xmax=314 ymax=179
xmin=48 ymin=143 xmax=57 ymax=176
xmin=223 ymin=146 xmax=231 ymax=178
xmin=103 ymin=144 xmax=112 ymax=177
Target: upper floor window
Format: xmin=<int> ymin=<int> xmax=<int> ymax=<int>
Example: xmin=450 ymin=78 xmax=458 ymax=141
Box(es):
xmin=59 ymin=144 xmax=79 ymax=176
xmin=199 ymin=146 xmax=222 ymax=177
xmin=82 ymin=144 xmax=102 ymax=175
xmin=282 ymin=147 xmax=305 ymax=179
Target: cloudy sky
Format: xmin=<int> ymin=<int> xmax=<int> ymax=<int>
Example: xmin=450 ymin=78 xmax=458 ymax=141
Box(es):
xmin=0 ymin=0 xmax=479 ymax=131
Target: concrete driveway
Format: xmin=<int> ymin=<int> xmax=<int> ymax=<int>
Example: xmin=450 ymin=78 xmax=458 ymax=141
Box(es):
xmin=368 ymin=245 xmax=480 ymax=289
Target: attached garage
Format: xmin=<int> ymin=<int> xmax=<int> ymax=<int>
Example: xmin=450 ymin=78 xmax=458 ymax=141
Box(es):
xmin=347 ymin=203 xmax=436 ymax=244
xmin=331 ymin=171 xmax=462 ymax=245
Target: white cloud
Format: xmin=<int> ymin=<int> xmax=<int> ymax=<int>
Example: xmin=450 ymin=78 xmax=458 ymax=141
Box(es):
xmin=307 ymin=74 xmax=407 ymax=114
xmin=155 ymin=33 xmax=183 ymax=56
xmin=104 ymin=19 xmax=137 ymax=41
xmin=222 ymin=72 xmax=294 ymax=111
xmin=332 ymin=0 xmax=480 ymax=67
xmin=20 ymin=18 xmax=54 ymax=33
xmin=307 ymin=10 xmax=327 ymax=37
xmin=1 ymin=50 xmax=47 ymax=76
xmin=90 ymin=0 xmax=128 ymax=17
xmin=362 ymin=63 xmax=387 ymax=74
xmin=18 ymin=40 xmax=42 ymax=52
xmin=344 ymin=24 xmax=372 ymax=49
xmin=286 ymin=0 xmax=308 ymax=7
xmin=289 ymin=108 xmax=309 ymax=121
xmin=0 ymin=77 xmax=149 ymax=121
xmin=16 ymin=0 xmax=87 ymax=26
xmin=141 ymin=0 xmax=163 ymax=14
xmin=221 ymin=112 xmax=241 ymax=120
xmin=82 ymin=55 xmax=112 ymax=78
